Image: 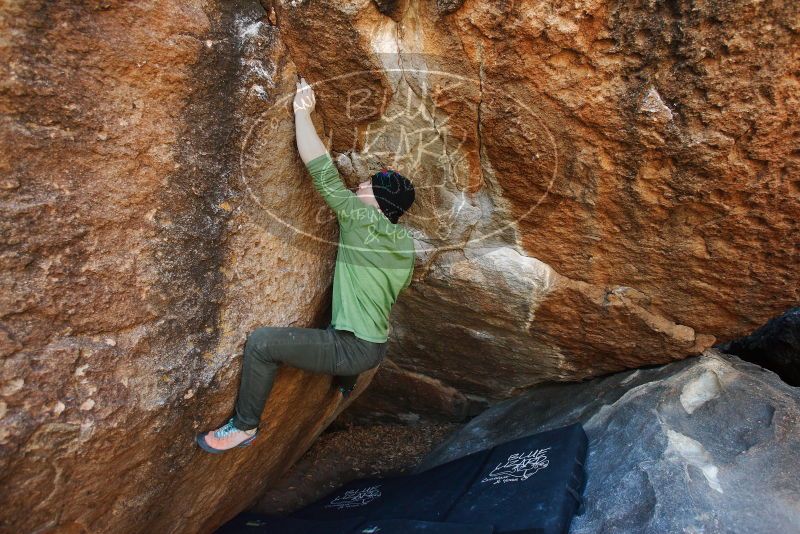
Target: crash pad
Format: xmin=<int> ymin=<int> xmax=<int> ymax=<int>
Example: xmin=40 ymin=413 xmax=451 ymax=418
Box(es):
xmin=288 ymin=476 xmax=388 ymax=521
xmin=351 ymin=518 xmax=494 ymax=533
xmin=366 ymin=448 xmax=491 ymax=521
xmin=214 ymin=512 xmax=364 ymax=534
xmin=293 ymin=446 xmax=489 ymax=522
xmin=445 ymin=422 xmax=588 ymax=534
xmin=215 ymin=423 xmax=588 ymax=534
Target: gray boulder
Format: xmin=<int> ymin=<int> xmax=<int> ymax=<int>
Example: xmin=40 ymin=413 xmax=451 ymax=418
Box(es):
xmin=416 ymin=349 xmax=800 ymax=534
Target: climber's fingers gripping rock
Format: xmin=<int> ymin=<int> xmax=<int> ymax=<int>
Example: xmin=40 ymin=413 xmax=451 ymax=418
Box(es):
xmin=293 ymin=76 xmax=316 ymax=115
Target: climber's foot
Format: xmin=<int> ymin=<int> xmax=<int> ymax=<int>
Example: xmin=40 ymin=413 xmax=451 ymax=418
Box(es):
xmin=196 ymin=418 xmax=258 ymax=454
xmin=333 ymin=374 xmax=358 ymax=398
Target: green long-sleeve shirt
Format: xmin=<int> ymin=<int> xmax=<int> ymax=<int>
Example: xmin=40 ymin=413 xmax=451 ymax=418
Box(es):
xmin=305 ymin=153 xmax=415 ymax=343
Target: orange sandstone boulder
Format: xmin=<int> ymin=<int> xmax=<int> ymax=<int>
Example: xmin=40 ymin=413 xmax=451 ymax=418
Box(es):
xmin=1 ymin=0 xmax=798 ymax=532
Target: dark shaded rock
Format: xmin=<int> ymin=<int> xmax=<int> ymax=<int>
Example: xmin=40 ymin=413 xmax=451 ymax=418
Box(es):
xmin=334 ymin=358 xmax=489 ymax=426
xmin=436 ymin=0 xmax=464 ymax=15
xmin=417 ymin=349 xmax=800 ymax=533
xmin=715 ymin=306 xmax=800 ymax=386
xmin=372 ymin=0 xmax=408 ymax=21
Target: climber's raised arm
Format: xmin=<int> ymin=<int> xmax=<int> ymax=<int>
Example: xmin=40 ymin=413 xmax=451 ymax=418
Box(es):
xmin=294 ymin=76 xmax=359 ymax=216
xmin=293 ymin=77 xmax=327 ymax=164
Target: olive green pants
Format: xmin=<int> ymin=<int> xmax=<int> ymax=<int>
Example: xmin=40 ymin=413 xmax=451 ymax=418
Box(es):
xmin=232 ymin=324 xmax=387 ymax=431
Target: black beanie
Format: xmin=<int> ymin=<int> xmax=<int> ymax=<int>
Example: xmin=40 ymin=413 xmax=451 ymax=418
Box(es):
xmin=371 ymin=168 xmax=415 ymax=224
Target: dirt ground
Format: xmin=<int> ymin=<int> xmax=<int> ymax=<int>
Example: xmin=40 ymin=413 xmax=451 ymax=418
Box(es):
xmin=248 ymin=421 xmax=460 ymax=515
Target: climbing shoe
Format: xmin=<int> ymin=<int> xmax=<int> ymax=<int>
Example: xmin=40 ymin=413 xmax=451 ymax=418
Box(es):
xmin=196 ymin=417 xmax=258 ymax=454
xmin=333 ymin=374 xmax=359 ymax=398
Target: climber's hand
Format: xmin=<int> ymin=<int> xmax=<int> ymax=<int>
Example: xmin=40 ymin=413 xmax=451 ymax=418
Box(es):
xmin=293 ymin=77 xmax=316 ymax=115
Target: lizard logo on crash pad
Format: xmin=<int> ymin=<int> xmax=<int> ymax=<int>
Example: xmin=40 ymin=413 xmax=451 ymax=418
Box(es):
xmin=481 ymin=447 xmax=551 ymax=485
xmin=325 ymin=485 xmax=383 ymax=509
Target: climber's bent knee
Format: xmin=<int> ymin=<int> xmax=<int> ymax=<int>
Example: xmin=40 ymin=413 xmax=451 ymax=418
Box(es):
xmin=244 ymin=326 xmax=283 ymax=363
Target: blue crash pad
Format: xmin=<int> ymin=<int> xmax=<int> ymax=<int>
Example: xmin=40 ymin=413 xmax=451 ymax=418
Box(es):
xmin=214 ymin=512 xmax=364 ymax=533
xmin=445 ymin=422 xmax=588 ymax=534
xmin=359 ymin=447 xmax=491 ymax=522
xmin=215 ymin=423 xmax=588 ymax=534
xmin=352 ymin=518 xmax=494 ymax=533
xmin=288 ymin=476 xmax=389 ymax=521
xmin=292 ymin=447 xmax=490 ymax=523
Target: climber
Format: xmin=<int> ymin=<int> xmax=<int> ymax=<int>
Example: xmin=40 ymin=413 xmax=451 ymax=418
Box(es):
xmin=196 ymin=77 xmax=416 ymax=453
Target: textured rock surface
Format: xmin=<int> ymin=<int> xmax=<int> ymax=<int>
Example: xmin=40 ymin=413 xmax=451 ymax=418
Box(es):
xmin=272 ymin=0 xmax=799 ymax=421
xmin=417 ymin=349 xmax=800 ymax=533
xmin=0 ymin=2 xmax=365 ymax=533
xmin=2 ymin=0 xmax=798 ymax=532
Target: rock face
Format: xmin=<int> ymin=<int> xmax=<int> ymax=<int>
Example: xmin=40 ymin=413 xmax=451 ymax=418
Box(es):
xmin=271 ymin=0 xmax=798 ymax=422
xmin=1 ymin=0 xmax=798 ymax=532
xmin=1 ymin=1 xmax=367 ymax=533
xmin=417 ymin=349 xmax=800 ymax=533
